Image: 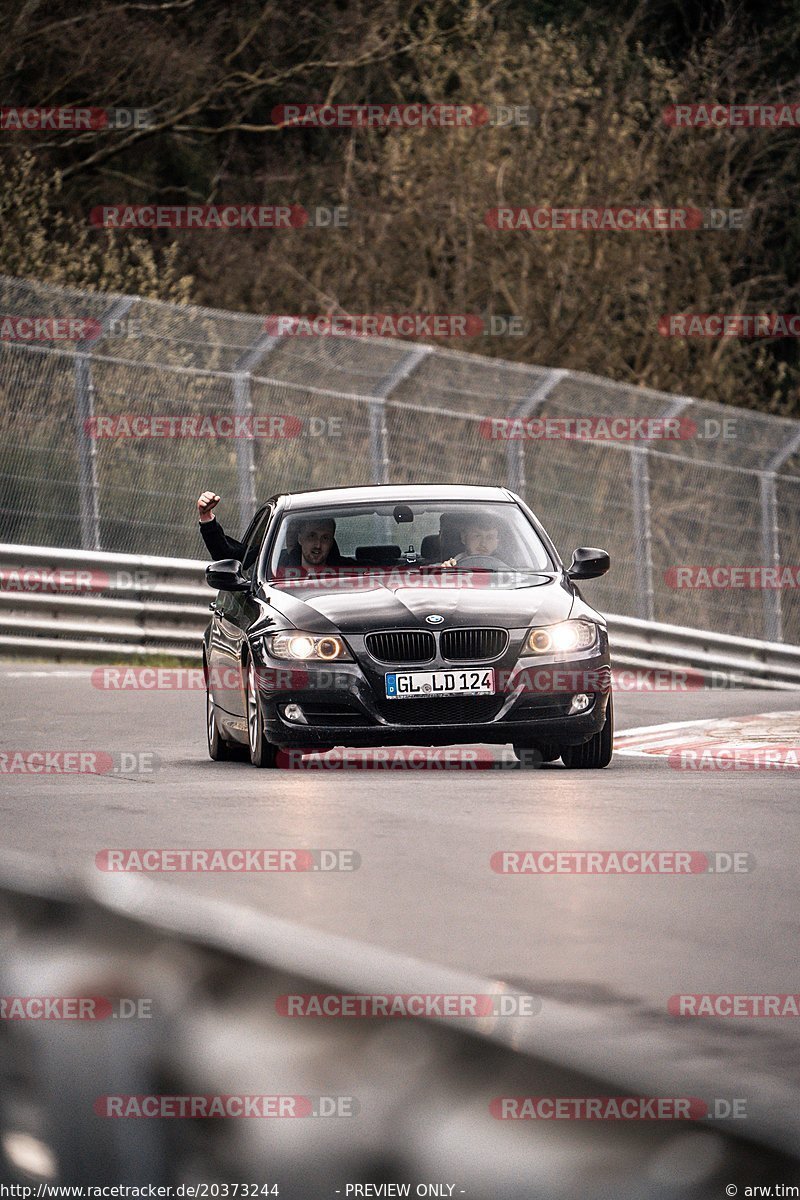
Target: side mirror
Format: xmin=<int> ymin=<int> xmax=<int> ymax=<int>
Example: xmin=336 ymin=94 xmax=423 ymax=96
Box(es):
xmin=567 ymin=547 xmax=610 ymax=580
xmin=205 ymin=559 xmax=250 ymax=592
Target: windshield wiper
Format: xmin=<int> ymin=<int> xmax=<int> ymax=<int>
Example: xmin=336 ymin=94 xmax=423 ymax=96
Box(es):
xmin=416 ymin=564 xmax=545 ymax=574
xmin=417 ymin=564 xmax=484 ymax=573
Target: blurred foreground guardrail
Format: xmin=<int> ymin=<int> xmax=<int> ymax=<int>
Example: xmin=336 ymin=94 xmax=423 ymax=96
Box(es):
xmin=1 ymin=852 xmax=799 ymax=1195
xmin=2 ymin=542 xmax=800 ymax=687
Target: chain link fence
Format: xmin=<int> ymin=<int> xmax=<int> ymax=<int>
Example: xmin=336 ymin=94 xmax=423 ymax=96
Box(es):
xmin=2 ymin=275 xmax=800 ymax=643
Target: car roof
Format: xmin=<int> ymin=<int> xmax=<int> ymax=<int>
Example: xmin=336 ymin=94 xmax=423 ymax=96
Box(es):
xmin=281 ymin=484 xmax=515 ymax=511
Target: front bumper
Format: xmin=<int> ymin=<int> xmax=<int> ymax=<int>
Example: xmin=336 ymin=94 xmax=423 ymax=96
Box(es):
xmin=255 ymin=636 xmax=611 ymax=749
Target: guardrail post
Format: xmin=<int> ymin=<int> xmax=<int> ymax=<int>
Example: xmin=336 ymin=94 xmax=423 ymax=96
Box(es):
xmin=760 ymin=428 xmax=800 ymax=642
xmin=370 ymin=345 xmax=432 ymax=484
xmin=505 ymin=368 xmax=568 ymax=497
xmin=73 ymin=296 xmax=135 ymax=550
xmin=232 ymin=333 xmax=279 ymax=530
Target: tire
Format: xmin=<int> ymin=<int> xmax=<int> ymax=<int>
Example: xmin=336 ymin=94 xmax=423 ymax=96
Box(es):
xmin=246 ymin=659 xmax=279 ymax=768
xmin=512 ymin=742 xmax=561 ymax=768
xmin=560 ymin=693 xmax=614 ymax=769
xmin=206 ymin=677 xmax=244 ymax=761
xmin=515 ymin=744 xmax=561 ymax=763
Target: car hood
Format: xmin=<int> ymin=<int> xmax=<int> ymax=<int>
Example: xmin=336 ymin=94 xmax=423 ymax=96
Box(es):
xmin=263 ymin=572 xmax=575 ymax=633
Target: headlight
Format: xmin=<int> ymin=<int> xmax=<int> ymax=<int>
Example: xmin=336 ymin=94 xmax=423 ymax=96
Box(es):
xmin=525 ymin=620 xmax=598 ymax=655
xmin=262 ymin=631 xmax=352 ymax=661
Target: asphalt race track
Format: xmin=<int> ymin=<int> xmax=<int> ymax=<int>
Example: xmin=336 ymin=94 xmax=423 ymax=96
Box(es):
xmin=3 ymin=666 xmax=799 ymax=1043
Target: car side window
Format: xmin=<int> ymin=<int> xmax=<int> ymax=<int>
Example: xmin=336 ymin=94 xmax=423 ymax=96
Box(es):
xmin=240 ymin=506 xmax=273 ymax=579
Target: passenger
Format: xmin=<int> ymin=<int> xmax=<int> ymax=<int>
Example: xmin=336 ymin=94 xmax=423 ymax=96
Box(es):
xmin=197 ymin=491 xmax=245 ymax=560
xmin=197 ymin=491 xmax=354 ymax=570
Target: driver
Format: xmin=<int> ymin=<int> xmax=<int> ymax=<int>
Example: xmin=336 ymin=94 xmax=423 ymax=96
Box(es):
xmin=441 ymin=515 xmax=503 ymax=566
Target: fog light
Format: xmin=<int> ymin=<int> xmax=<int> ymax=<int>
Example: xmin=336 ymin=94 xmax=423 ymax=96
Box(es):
xmin=569 ymin=693 xmax=591 ymax=714
xmin=283 ymin=703 xmax=307 ymax=724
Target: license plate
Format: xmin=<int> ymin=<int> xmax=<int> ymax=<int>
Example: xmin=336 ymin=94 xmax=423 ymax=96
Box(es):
xmin=385 ymin=669 xmax=495 ymax=698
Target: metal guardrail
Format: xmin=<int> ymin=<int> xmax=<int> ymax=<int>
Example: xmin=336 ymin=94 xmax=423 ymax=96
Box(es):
xmin=1 ymin=851 xmax=799 ymax=1191
xmin=0 ymin=542 xmax=208 ymax=661
xmin=607 ymin=615 xmax=800 ymax=689
xmin=1 ymin=543 xmax=799 ymax=686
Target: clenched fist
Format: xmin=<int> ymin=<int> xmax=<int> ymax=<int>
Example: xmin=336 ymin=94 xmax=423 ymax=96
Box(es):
xmin=197 ymin=491 xmax=221 ymax=523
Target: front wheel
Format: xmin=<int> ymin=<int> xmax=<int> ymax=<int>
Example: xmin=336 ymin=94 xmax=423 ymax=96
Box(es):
xmin=207 ymin=680 xmax=244 ymax=761
xmin=513 ymin=742 xmax=561 ymax=767
xmin=246 ymin=660 xmax=279 ymax=768
xmin=560 ymin=693 xmax=614 ymax=769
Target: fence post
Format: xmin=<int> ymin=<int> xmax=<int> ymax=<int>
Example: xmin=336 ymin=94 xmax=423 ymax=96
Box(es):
xmin=629 ymin=397 xmax=694 ymax=621
xmin=232 ymin=333 xmax=279 ymax=530
xmin=630 ymin=448 xmax=655 ymax=622
xmin=369 ymin=344 xmax=432 ymax=483
xmin=73 ymin=296 xmax=134 ymax=550
xmin=504 ymin=368 xmax=568 ymax=497
xmin=760 ymin=428 xmax=800 ymax=642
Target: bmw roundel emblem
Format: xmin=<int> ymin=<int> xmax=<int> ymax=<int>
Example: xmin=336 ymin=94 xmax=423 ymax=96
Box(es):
xmin=425 ymin=614 xmax=445 ymax=625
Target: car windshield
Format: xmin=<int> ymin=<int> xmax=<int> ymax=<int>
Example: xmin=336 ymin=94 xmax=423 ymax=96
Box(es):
xmin=265 ymin=500 xmax=554 ymax=577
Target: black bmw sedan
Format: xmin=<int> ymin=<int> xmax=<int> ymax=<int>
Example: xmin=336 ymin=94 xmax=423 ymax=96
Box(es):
xmin=203 ymin=484 xmax=612 ymax=769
